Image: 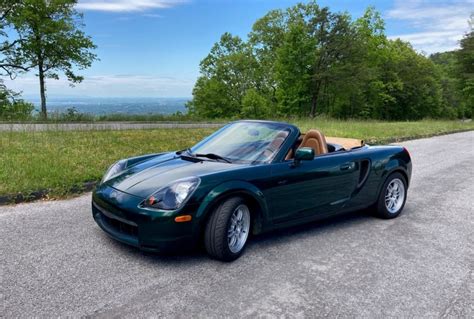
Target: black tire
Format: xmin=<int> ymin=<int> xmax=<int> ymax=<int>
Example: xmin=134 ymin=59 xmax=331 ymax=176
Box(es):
xmin=204 ymin=197 xmax=250 ymax=261
xmin=375 ymin=172 xmax=408 ymax=219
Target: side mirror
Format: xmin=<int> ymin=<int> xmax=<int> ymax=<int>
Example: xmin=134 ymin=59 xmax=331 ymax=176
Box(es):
xmin=294 ymin=147 xmax=314 ymax=164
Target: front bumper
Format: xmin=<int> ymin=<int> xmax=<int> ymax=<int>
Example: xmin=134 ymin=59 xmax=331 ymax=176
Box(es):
xmin=92 ymin=186 xmax=198 ymax=252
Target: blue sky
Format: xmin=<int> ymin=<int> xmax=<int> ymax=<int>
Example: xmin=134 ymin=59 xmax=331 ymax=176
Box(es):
xmin=7 ymin=0 xmax=474 ymax=98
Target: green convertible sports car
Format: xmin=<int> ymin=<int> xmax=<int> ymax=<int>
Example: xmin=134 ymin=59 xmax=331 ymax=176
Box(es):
xmin=92 ymin=120 xmax=412 ymax=261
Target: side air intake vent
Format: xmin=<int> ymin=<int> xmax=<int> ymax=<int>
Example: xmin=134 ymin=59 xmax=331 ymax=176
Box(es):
xmin=358 ymin=160 xmax=370 ymax=188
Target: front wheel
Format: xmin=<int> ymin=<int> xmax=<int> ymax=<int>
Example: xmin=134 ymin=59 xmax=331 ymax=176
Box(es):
xmin=204 ymin=197 xmax=251 ymax=261
xmin=375 ymin=172 xmax=407 ymax=219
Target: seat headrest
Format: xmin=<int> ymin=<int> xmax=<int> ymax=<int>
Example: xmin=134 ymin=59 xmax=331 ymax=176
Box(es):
xmin=301 ymin=129 xmax=328 ymax=155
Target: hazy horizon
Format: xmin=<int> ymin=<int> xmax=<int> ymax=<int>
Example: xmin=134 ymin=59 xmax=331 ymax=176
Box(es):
xmin=24 ymin=96 xmax=190 ymax=115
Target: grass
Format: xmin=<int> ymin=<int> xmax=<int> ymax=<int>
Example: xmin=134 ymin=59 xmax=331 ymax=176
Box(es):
xmin=0 ymin=128 xmax=214 ymax=199
xmin=0 ymin=119 xmax=473 ymax=201
xmin=291 ymin=118 xmax=474 ymax=144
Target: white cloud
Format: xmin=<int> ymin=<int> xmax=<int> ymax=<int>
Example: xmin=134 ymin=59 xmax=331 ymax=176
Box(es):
xmin=76 ymin=0 xmax=187 ymax=12
xmin=387 ymin=0 xmax=473 ymax=54
xmin=142 ymin=13 xmax=163 ymax=18
xmin=6 ymin=74 xmax=194 ymax=97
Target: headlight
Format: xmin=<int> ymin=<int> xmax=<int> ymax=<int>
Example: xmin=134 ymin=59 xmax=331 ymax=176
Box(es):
xmin=140 ymin=177 xmax=200 ymax=211
xmin=101 ymin=159 xmax=128 ymax=183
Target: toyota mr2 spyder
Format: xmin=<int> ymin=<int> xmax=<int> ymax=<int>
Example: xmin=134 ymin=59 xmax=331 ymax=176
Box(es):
xmin=92 ymin=120 xmax=411 ymax=261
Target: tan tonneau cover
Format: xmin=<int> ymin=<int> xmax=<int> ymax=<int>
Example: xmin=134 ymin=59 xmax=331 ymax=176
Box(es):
xmin=326 ymin=137 xmax=364 ymax=150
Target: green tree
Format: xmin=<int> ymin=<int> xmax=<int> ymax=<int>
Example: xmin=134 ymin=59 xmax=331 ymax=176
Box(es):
xmin=456 ymin=19 xmax=474 ymax=117
xmin=0 ymin=82 xmax=34 ymax=120
xmin=430 ymin=51 xmax=462 ymax=118
xmin=1 ymin=1 xmax=28 ymax=119
xmin=241 ymin=88 xmax=271 ymax=118
xmin=386 ymin=40 xmax=442 ymax=120
xmin=248 ymin=9 xmax=286 ymax=113
xmin=188 ymin=1 xmax=456 ymax=120
xmin=0 ymin=0 xmax=30 ymax=78
xmin=9 ymin=0 xmax=97 ymax=119
xmin=250 ymin=2 xmax=355 ymax=117
xmin=334 ymin=8 xmax=444 ymax=120
xmin=187 ymin=33 xmax=257 ymax=117
xmin=338 ymin=7 xmax=389 ymax=118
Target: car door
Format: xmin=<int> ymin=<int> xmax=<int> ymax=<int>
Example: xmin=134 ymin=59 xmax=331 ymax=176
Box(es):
xmin=267 ymin=152 xmax=360 ymax=223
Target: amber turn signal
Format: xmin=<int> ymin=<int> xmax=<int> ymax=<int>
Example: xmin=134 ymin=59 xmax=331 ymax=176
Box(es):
xmin=174 ymin=215 xmax=192 ymax=223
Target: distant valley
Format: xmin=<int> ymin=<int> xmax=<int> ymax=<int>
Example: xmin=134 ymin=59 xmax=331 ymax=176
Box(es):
xmin=26 ymin=97 xmax=189 ymax=114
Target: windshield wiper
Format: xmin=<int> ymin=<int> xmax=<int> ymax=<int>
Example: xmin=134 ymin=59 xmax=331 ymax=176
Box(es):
xmin=177 ymin=149 xmax=232 ymax=163
xmin=194 ymin=153 xmax=232 ymax=163
xmin=176 ymin=148 xmax=193 ymax=155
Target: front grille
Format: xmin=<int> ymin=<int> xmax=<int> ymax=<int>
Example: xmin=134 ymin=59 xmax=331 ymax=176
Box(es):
xmin=93 ymin=202 xmax=138 ymax=238
xmin=100 ymin=212 xmax=138 ymax=237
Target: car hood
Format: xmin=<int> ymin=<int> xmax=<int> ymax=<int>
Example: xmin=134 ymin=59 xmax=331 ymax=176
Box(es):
xmin=105 ymin=152 xmax=244 ymax=197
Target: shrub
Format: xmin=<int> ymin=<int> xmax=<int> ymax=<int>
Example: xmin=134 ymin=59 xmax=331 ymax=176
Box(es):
xmin=0 ymin=99 xmax=34 ymax=121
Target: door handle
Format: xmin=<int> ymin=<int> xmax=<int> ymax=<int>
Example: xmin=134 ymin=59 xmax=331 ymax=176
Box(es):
xmin=340 ymin=162 xmax=355 ymax=171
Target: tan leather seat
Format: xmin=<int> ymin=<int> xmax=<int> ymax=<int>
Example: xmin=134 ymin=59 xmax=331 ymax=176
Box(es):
xmin=298 ymin=129 xmax=328 ymax=155
xmin=285 ymin=129 xmax=328 ymax=160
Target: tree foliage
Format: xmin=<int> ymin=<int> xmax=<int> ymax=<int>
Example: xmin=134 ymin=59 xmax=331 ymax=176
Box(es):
xmin=0 ymin=0 xmax=30 ymax=78
xmin=1 ymin=0 xmax=97 ymax=119
xmin=189 ymin=1 xmax=472 ymax=120
xmin=187 ymin=33 xmax=260 ymax=117
xmin=0 ymin=81 xmax=34 ymax=120
xmin=455 ymin=17 xmax=474 ymax=117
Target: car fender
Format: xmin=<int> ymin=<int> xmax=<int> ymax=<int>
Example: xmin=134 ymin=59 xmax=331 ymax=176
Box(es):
xmin=196 ymin=180 xmax=269 ymax=226
xmin=375 ymin=155 xmax=411 ymax=198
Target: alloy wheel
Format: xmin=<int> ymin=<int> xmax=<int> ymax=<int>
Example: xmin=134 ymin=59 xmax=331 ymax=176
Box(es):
xmin=227 ymin=204 xmax=250 ymax=253
xmin=385 ymin=178 xmax=405 ymax=214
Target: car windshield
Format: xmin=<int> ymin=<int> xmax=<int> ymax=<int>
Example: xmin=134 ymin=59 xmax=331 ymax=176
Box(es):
xmin=189 ymin=122 xmax=291 ymax=164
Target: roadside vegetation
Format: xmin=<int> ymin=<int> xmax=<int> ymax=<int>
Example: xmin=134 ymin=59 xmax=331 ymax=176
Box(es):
xmin=0 ymin=128 xmax=214 ymax=201
xmin=188 ymin=3 xmax=473 ymax=120
xmin=1 ymin=119 xmax=473 ymax=203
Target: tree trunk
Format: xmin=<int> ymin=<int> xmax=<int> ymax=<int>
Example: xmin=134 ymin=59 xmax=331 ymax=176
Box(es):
xmin=310 ymin=19 xmax=326 ymax=118
xmin=271 ymin=85 xmax=277 ymax=114
xmin=310 ymin=80 xmax=321 ymax=118
xmin=38 ymin=62 xmax=47 ymax=119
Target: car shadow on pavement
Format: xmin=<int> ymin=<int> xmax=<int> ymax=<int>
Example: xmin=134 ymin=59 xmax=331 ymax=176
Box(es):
xmin=96 ymin=208 xmax=376 ymax=265
xmin=249 ymin=209 xmax=374 ymax=247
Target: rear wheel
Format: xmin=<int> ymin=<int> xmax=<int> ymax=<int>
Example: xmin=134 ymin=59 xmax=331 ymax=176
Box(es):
xmin=204 ymin=197 xmax=251 ymax=261
xmin=375 ymin=172 xmax=407 ymax=219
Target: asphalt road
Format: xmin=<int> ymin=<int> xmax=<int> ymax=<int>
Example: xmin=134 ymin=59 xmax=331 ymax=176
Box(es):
xmin=0 ymin=122 xmax=222 ymax=132
xmin=1 ymin=131 xmax=473 ymax=318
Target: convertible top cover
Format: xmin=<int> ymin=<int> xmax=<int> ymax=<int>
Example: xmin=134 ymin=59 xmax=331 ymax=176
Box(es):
xmin=325 ymin=136 xmax=364 ymax=149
